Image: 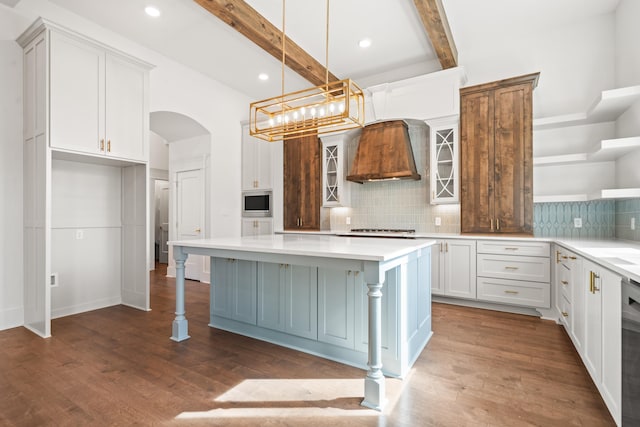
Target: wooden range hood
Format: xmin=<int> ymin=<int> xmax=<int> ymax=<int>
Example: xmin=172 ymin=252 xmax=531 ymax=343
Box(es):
xmin=347 ymin=120 xmax=421 ymax=184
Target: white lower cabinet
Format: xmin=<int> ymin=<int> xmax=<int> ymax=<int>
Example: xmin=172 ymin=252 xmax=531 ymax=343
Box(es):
xmin=257 ymin=262 xmax=317 ymax=340
xmin=241 ymin=218 xmax=273 ymax=237
xmin=476 ymin=240 xmax=551 ymax=309
xmin=583 ymin=260 xmax=622 ymax=425
xmin=554 ymin=246 xmax=585 ymax=353
xmin=210 ymin=258 xmax=257 ymax=325
xmin=431 ymin=239 xmax=476 ymax=298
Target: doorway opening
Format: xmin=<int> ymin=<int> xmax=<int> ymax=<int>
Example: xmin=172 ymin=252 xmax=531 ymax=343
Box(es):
xmin=149 ymin=111 xmax=211 ymax=282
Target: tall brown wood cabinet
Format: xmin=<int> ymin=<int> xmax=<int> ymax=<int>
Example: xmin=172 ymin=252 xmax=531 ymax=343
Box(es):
xmin=459 ymin=73 xmax=539 ymax=234
xmin=283 ymin=133 xmax=321 ymax=230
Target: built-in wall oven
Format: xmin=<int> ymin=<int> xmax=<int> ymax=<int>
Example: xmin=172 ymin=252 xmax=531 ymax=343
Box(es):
xmin=622 ymin=277 xmax=640 ymax=426
xmin=242 ymin=190 xmax=272 ymax=217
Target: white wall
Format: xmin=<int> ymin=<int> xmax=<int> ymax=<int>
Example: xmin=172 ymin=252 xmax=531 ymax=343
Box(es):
xmin=614 ymin=0 xmax=640 ymax=188
xmin=0 ymin=40 xmax=23 ymax=330
xmin=457 ymin=13 xmax=616 ymax=119
xmin=149 ymin=131 xmax=169 ymax=171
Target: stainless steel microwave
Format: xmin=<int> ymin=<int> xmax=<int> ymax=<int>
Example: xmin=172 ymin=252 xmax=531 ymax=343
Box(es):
xmin=242 ymin=190 xmax=272 ymax=217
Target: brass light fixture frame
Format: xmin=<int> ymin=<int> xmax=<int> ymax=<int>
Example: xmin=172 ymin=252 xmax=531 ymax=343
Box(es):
xmin=249 ymin=0 xmax=365 ymax=142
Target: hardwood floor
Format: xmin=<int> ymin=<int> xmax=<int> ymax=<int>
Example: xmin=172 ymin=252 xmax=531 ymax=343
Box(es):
xmin=0 ymin=264 xmax=615 ymax=426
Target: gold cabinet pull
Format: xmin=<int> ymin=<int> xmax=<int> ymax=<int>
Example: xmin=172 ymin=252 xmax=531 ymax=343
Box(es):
xmin=561 ymin=280 xmax=569 ymax=285
xmin=195 ymin=228 xmax=201 ymax=233
xmin=445 ymin=242 xmax=448 ymax=252
xmin=589 ymin=271 xmax=594 ymax=293
xmin=100 ymin=139 xmax=105 ymax=151
xmin=497 ymin=218 xmax=500 ymax=230
xmin=569 ymin=256 xmax=577 ymax=260
xmin=107 ymin=140 xmax=111 ymax=152
xmin=504 ymin=290 xmax=519 ymax=295
xmin=504 ymin=266 xmax=519 ymax=271
xmin=561 ymin=311 xmax=569 ymax=317
xmin=490 ymin=219 xmax=494 ymax=231
xmin=505 ymin=247 xmax=519 ymax=251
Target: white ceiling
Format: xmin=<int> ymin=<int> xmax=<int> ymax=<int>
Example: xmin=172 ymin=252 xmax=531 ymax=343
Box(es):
xmin=32 ymin=0 xmax=621 ymax=101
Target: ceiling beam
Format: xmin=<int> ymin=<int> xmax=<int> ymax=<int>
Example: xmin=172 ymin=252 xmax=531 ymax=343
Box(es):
xmin=412 ymin=0 xmax=458 ymax=69
xmin=194 ymin=0 xmax=339 ymax=88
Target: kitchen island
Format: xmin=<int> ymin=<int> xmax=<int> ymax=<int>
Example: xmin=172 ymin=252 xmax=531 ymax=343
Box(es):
xmin=169 ymin=234 xmax=435 ymax=410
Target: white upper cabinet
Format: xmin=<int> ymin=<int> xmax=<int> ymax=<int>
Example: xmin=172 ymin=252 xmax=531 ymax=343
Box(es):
xmin=320 ymin=132 xmax=351 ymax=207
xmin=427 ymin=116 xmax=459 ymax=204
xmin=49 ymin=30 xmax=149 ymax=162
xmin=242 ymin=123 xmax=272 ymax=190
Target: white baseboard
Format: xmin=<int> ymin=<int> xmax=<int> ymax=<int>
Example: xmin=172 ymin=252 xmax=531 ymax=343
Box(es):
xmin=51 ymin=296 xmax=121 ymax=319
xmin=0 ymin=306 xmax=24 ymax=331
xmin=166 ymin=266 xmax=176 ymax=278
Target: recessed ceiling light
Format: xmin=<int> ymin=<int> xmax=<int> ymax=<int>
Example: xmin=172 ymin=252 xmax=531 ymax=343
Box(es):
xmin=258 ymin=73 xmax=269 ymax=81
xmin=358 ymin=38 xmax=372 ymax=49
xmin=145 ymin=6 xmax=161 ymax=17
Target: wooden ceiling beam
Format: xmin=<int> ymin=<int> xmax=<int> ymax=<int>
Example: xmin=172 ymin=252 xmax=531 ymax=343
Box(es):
xmin=194 ymin=0 xmax=339 ymax=87
xmin=412 ymin=0 xmax=458 ymax=69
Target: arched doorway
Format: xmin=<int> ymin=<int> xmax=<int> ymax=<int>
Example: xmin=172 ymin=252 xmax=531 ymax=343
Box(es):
xmin=149 ymin=111 xmax=211 ymax=281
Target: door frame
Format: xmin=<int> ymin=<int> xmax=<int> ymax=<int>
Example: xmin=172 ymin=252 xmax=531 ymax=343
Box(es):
xmin=167 ymin=155 xmax=210 ymax=283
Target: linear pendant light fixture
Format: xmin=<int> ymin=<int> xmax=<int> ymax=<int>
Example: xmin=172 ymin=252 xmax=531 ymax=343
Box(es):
xmin=249 ymin=0 xmax=365 ymax=142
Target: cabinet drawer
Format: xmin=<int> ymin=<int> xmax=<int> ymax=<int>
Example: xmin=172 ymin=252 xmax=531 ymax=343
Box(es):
xmin=559 ymin=294 xmax=571 ymax=331
xmin=477 ymin=277 xmax=551 ymax=308
xmin=477 ymin=254 xmax=551 ymax=283
xmin=477 ymin=240 xmax=550 ymax=257
xmin=558 ymin=262 xmax=572 ymax=302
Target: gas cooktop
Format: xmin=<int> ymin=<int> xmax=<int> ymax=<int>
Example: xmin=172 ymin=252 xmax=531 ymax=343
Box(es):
xmin=338 ymin=228 xmax=417 ymax=238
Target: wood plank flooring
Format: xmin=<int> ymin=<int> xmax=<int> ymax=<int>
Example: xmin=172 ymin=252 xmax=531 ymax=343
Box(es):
xmin=0 ymin=264 xmax=615 ymax=426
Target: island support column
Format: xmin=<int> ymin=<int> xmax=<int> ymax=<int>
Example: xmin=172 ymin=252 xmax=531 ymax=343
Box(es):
xmin=171 ymin=246 xmax=190 ymax=342
xmin=361 ymin=263 xmax=386 ymax=411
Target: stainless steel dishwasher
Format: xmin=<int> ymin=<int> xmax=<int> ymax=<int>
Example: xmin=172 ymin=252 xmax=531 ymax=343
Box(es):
xmin=622 ymin=277 xmax=640 ymax=426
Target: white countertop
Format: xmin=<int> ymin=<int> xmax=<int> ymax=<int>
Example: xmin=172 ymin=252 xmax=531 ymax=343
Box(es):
xmin=555 ymin=239 xmax=640 ymax=283
xmin=170 ymin=234 xmax=437 ymax=262
xmin=276 ymin=230 xmax=640 ymax=281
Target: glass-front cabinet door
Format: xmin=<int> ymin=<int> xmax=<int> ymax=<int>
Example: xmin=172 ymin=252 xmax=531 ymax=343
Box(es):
xmin=428 ymin=116 xmax=459 ymax=204
xmin=320 ymin=133 xmax=350 ymax=207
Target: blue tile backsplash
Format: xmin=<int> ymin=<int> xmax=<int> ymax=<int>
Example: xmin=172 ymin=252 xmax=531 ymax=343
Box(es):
xmin=615 ymin=199 xmax=640 ymax=242
xmin=533 ymin=201 xmax=616 ymax=239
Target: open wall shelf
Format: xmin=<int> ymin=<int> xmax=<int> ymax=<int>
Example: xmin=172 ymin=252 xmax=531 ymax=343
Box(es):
xmin=533 ymin=85 xmax=640 ymax=203
xmin=533 ymin=85 xmax=640 ymax=130
xmin=534 ymin=136 xmax=640 ymax=166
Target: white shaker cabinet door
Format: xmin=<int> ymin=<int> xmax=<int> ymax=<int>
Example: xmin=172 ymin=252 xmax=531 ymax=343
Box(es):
xmin=105 ymin=53 xmax=146 ymax=161
xmin=49 ymin=31 xmax=104 ymax=155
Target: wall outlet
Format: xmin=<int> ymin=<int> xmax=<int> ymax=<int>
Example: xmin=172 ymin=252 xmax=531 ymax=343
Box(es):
xmin=346 ymin=217 xmax=351 ymax=225
xmin=75 ymin=229 xmax=84 ymax=240
xmin=50 ymin=273 xmax=59 ymax=287
xmin=435 ymin=217 xmax=442 ymax=226
xmin=574 ymin=218 xmax=582 ymax=228
xmin=632 ymin=217 xmax=636 ymax=230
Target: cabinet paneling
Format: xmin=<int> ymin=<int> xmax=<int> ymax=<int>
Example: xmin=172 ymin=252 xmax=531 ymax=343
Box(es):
xmin=582 ymin=260 xmax=622 ymax=424
xmin=283 ymin=134 xmax=321 ymax=230
xmin=460 ymin=73 xmax=538 ymax=234
xmin=257 ymin=263 xmax=318 ymax=339
xmin=18 ymin=19 xmax=151 ymax=338
xmin=242 ymin=123 xmax=272 ymax=190
xmin=318 ymin=268 xmax=359 ymax=349
xmin=431 ymin=239 xmax=476 ymax=299
xmin=49 ymin=30 xmax=148 ymax=162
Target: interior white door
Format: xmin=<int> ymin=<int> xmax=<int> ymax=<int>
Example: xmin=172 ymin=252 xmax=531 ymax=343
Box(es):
xmin=157 ymin=181 xmax=169 ymax=264
xmin=176 ymin=169 xmax=204 ymax=280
